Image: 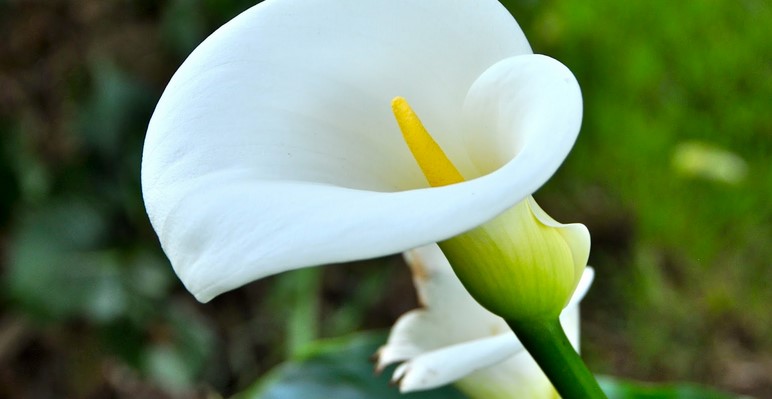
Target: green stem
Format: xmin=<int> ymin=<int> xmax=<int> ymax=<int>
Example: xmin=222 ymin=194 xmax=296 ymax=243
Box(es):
xmin=506 ymin=318 xmax=607 ymax=399
xmin=286 ymin=267 xmax=321 ymax=357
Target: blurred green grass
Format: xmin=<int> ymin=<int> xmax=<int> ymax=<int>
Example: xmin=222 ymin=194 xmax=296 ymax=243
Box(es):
xmin=510 ymin=0 xmax=772 ymax=388
xmin=0 ymin=0 xmax=769 ymax=397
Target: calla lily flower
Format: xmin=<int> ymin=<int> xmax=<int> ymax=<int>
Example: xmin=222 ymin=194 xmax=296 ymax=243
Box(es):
xmin=142 ymin=0 xmax=583 ymax=302
xmin=377 ymin=244 xmax=594 ymax=398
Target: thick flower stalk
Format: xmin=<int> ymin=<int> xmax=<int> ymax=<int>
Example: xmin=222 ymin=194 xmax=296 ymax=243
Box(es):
xmin=142 ymin=0 xmax=583 ymax=303
xmin=377 ymin=245 xmax=595 ymax=398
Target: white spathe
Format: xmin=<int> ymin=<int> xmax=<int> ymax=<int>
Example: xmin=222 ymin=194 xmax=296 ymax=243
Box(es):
xmin=377 ymin=245 xmax=594 ymax=398
xmin=142 ymin=0 xmax=583 ymax=302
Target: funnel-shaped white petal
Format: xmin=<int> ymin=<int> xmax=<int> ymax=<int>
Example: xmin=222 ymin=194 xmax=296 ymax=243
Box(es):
xmin=142 ymin=0 xmax=582 ymax=301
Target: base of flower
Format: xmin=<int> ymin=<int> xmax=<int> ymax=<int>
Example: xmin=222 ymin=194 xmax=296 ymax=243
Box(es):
xmin=506 ymin=318 xmax=608 ymax=399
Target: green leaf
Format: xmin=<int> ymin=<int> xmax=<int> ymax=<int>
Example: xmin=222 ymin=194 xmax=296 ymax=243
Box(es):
xmin=6 ymin=199 xmax=114 ymax=321
xmin=160 ymin=0 xmax=209 ymax=57
xmin=597 ymin=376 xmax=748 ymax=399
xmin=5 ymin=199 xmax=175 ymax=323
xmin=77 ymin=61 xmax=155 ymax=159
xmin=233 ymin=332 xmax=468 ymax=399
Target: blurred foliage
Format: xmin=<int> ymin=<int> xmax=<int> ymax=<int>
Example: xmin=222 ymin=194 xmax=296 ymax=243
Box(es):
xmin=597 ymin=377 xmax=749 ymax=399
xmin=0 ymin=0 xmax=769 ymax=398
xmin=238 ymin=332 xmax=744 ymax=399
xmin=235 ymin=332 xmax=467 ymax=399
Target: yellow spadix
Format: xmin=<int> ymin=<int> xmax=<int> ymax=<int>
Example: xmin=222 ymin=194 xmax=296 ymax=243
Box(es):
xmin=391 ymin=96 xmax=589 ymax=321
xmin=391 ymin=97 xmax=464 ymax=187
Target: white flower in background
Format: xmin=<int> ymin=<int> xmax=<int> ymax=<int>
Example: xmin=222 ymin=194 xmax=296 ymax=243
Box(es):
xmin=377 ymin=245 xmax=594 ymax=398
xmin=142 ymin=0 xmax=583 ymax=302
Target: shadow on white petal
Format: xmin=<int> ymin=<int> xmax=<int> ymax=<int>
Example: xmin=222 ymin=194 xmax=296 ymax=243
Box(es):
xmin=462 ymin=54 xmax=582 ymax=178
xmin=391 ymin=335 xmax=521 ymax=392
xmin=567 ymin=267 xmax=595 ymax=309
